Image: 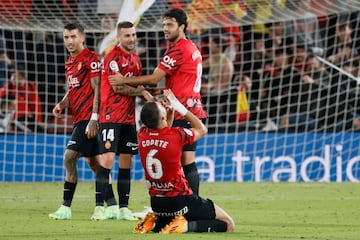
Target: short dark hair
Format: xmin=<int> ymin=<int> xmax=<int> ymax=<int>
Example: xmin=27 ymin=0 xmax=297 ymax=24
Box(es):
xmin=117 ymin=21 xmax=134 ymax=30
xmin=163 ymin=8 xmax=188 ymax=33
xmin=64 ymin=22 xmax=85 ymax=35
xmin=140 ymin=102 xmax=160 ymax=129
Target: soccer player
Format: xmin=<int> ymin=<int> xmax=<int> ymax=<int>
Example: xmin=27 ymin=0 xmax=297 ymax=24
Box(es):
xmin=133 ymin=89 xmax=235 ymax=234
xmin=108 ymin=8 xmax=207 ymax=196
xmin=49 ymin=22 xmax=116 ymax=220
xmin=91 ymin=21 xmax=153 ymax=221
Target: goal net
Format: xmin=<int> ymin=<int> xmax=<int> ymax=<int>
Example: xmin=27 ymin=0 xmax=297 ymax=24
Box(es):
xmin=1 ymin=0 xmax=360 ymax=182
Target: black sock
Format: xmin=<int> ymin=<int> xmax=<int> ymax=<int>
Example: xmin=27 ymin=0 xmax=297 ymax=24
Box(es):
xmin=188 ymin=219 xmax=227 ymax=232
xmin=183 ymin=162 xmax=200 ymax=195
xmin=118 ymin=168 xmax=131 ymax=208
xmin=105 ymin=183 xmax=117 ymax=206
xmin=62 ymin=181 xmax=77 ymax=207
xmin=95 ymin=166 xmax=110 ymax=207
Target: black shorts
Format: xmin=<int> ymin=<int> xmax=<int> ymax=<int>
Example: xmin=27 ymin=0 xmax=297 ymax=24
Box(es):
xmin=172 ymin=119 xmax=205 ymax=151
xmin=98 ymin=123 xmax=138 ymax=155
xmin=66 ymin=121 xmax=100 ymax=157
xmin=150 ymin=195 xmax=216 ymax=232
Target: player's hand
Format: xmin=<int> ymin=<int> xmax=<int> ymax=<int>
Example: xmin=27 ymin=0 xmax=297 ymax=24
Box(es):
xmin=163 ymin=89 xmax=179 ymax=105
xmin=139 ymin=85 xmax=155 ymax=102
xmin=52 ymin=103 xmax=63 ymax=118
xmin=159 ymin=96 xmax=173 ymax=112
xmin=163 ymin=89 xmax=188 ymax=116
xmin=108 ymin=72 xmax=125 ymax=86
xmin=85 ymin=120 xmax=99 ymax=139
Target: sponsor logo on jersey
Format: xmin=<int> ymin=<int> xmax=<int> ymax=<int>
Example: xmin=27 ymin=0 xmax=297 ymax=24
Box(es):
xmin=90 ymin=61 xmax=102 ymax=71
xmin=161 ymin=55 xmax=176 ymax=68
xmin=67 ymin=75 xmax=80 ymax=89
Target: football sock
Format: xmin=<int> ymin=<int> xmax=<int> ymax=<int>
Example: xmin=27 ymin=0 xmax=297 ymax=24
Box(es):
xmin=105 ymin=183 xmax=117 ymax=206
xmin=118 ymin=168 xmax=131 ymax=208
xmin=95 ymin=166 xmax=110 ymax=207
xmin=183 ymin=162 xmax=200 ymax=195
xmin=188 ymin=219 xmax=228 ymax=232
xmin=62 ymin=181 xmax=76 ymax=207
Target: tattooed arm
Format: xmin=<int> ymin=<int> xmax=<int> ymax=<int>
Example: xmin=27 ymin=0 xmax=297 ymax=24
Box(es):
xmin=112 ymin=84 xmax=155 ymax=101
xmin=85 ymin=76 xmax=100 ymax=139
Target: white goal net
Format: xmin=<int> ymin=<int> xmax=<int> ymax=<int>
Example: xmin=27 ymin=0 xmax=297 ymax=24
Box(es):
xmin=1 ymin=0 xmax=360 ymax=182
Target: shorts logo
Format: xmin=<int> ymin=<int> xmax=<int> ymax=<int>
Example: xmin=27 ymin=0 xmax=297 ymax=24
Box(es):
xmin=126 ymin=142 xmax=138 ymax=151
xmin=67 ymin=140 xmax=76 ymax=146
xmin=105 ymin=141 xmax=111 ymax=149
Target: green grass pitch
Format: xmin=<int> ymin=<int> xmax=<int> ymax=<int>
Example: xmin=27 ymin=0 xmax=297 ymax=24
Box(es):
xmin=0 ymin=182 xmax=359 ymax=240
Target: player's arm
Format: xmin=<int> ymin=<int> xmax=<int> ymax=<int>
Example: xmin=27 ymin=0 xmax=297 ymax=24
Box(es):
xmin=112 ymin=84 xmax=155 ymax=101
xmin=85 ymin=76 xmax=100 ymax=139
xmin=90 ymin=76 xmax=100 ymax=115
xmin=108 ymin=67 xmax=166 ymax=86
xmin=164 ymin=89 xmax=207 ymax=142
xmin=52 ymin=91 xmax=70 ymax=118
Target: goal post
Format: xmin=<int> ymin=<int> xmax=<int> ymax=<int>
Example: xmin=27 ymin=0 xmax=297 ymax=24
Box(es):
xmin=1 ymin=0 xmax=360 ymax=182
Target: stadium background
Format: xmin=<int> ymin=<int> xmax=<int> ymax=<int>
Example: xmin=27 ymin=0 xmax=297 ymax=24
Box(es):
xmin=1 ymin=0 xmax=360 ymax=182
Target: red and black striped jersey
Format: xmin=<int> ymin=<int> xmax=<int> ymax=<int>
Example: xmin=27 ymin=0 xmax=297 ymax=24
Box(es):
xmin=100 ymin=45 xmax=142 ymax=124
xmin=138 ymin=126 xmax=195 ymax=197
xmin=65 ymin=48 xmax=101 ymax=123
xmin=157 ymin=38 xmax=207 ymax=120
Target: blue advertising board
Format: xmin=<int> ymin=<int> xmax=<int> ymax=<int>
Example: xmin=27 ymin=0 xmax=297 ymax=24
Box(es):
xmin=1 ymin=133 xmax=360 ymax=182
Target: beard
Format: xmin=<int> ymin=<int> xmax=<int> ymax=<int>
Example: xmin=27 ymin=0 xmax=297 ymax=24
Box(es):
xmin=166 ymin=29 xmax=180 ymax=43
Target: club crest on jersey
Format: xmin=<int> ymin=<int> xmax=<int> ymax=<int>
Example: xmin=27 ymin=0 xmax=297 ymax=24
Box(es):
xmin=105 ymin=140 xmax=111 ymax=149
xmin=77 ymin=62 xmax=82 ymax=70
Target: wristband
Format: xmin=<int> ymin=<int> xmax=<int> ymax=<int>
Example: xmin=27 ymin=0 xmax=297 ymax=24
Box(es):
xmin=169 ymin=99 xmax=188 ymax=116
xmin=90 ymin=113 xmax=99 ymax=121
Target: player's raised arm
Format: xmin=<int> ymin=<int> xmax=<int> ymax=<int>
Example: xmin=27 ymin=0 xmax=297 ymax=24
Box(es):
xmin=164 ymin=89 xmax=207 ymax=141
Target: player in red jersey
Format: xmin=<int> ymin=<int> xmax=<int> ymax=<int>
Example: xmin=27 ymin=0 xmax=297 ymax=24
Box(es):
xmin=133 ymin=89 xmax=234 ymax=234
xmin=109 ymin=8 xmax=207 ymax=196
xmin=92 ymin=21 xmax=153 ymax=221
xmin=49 ymin=22 xmax=116 ymax=220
